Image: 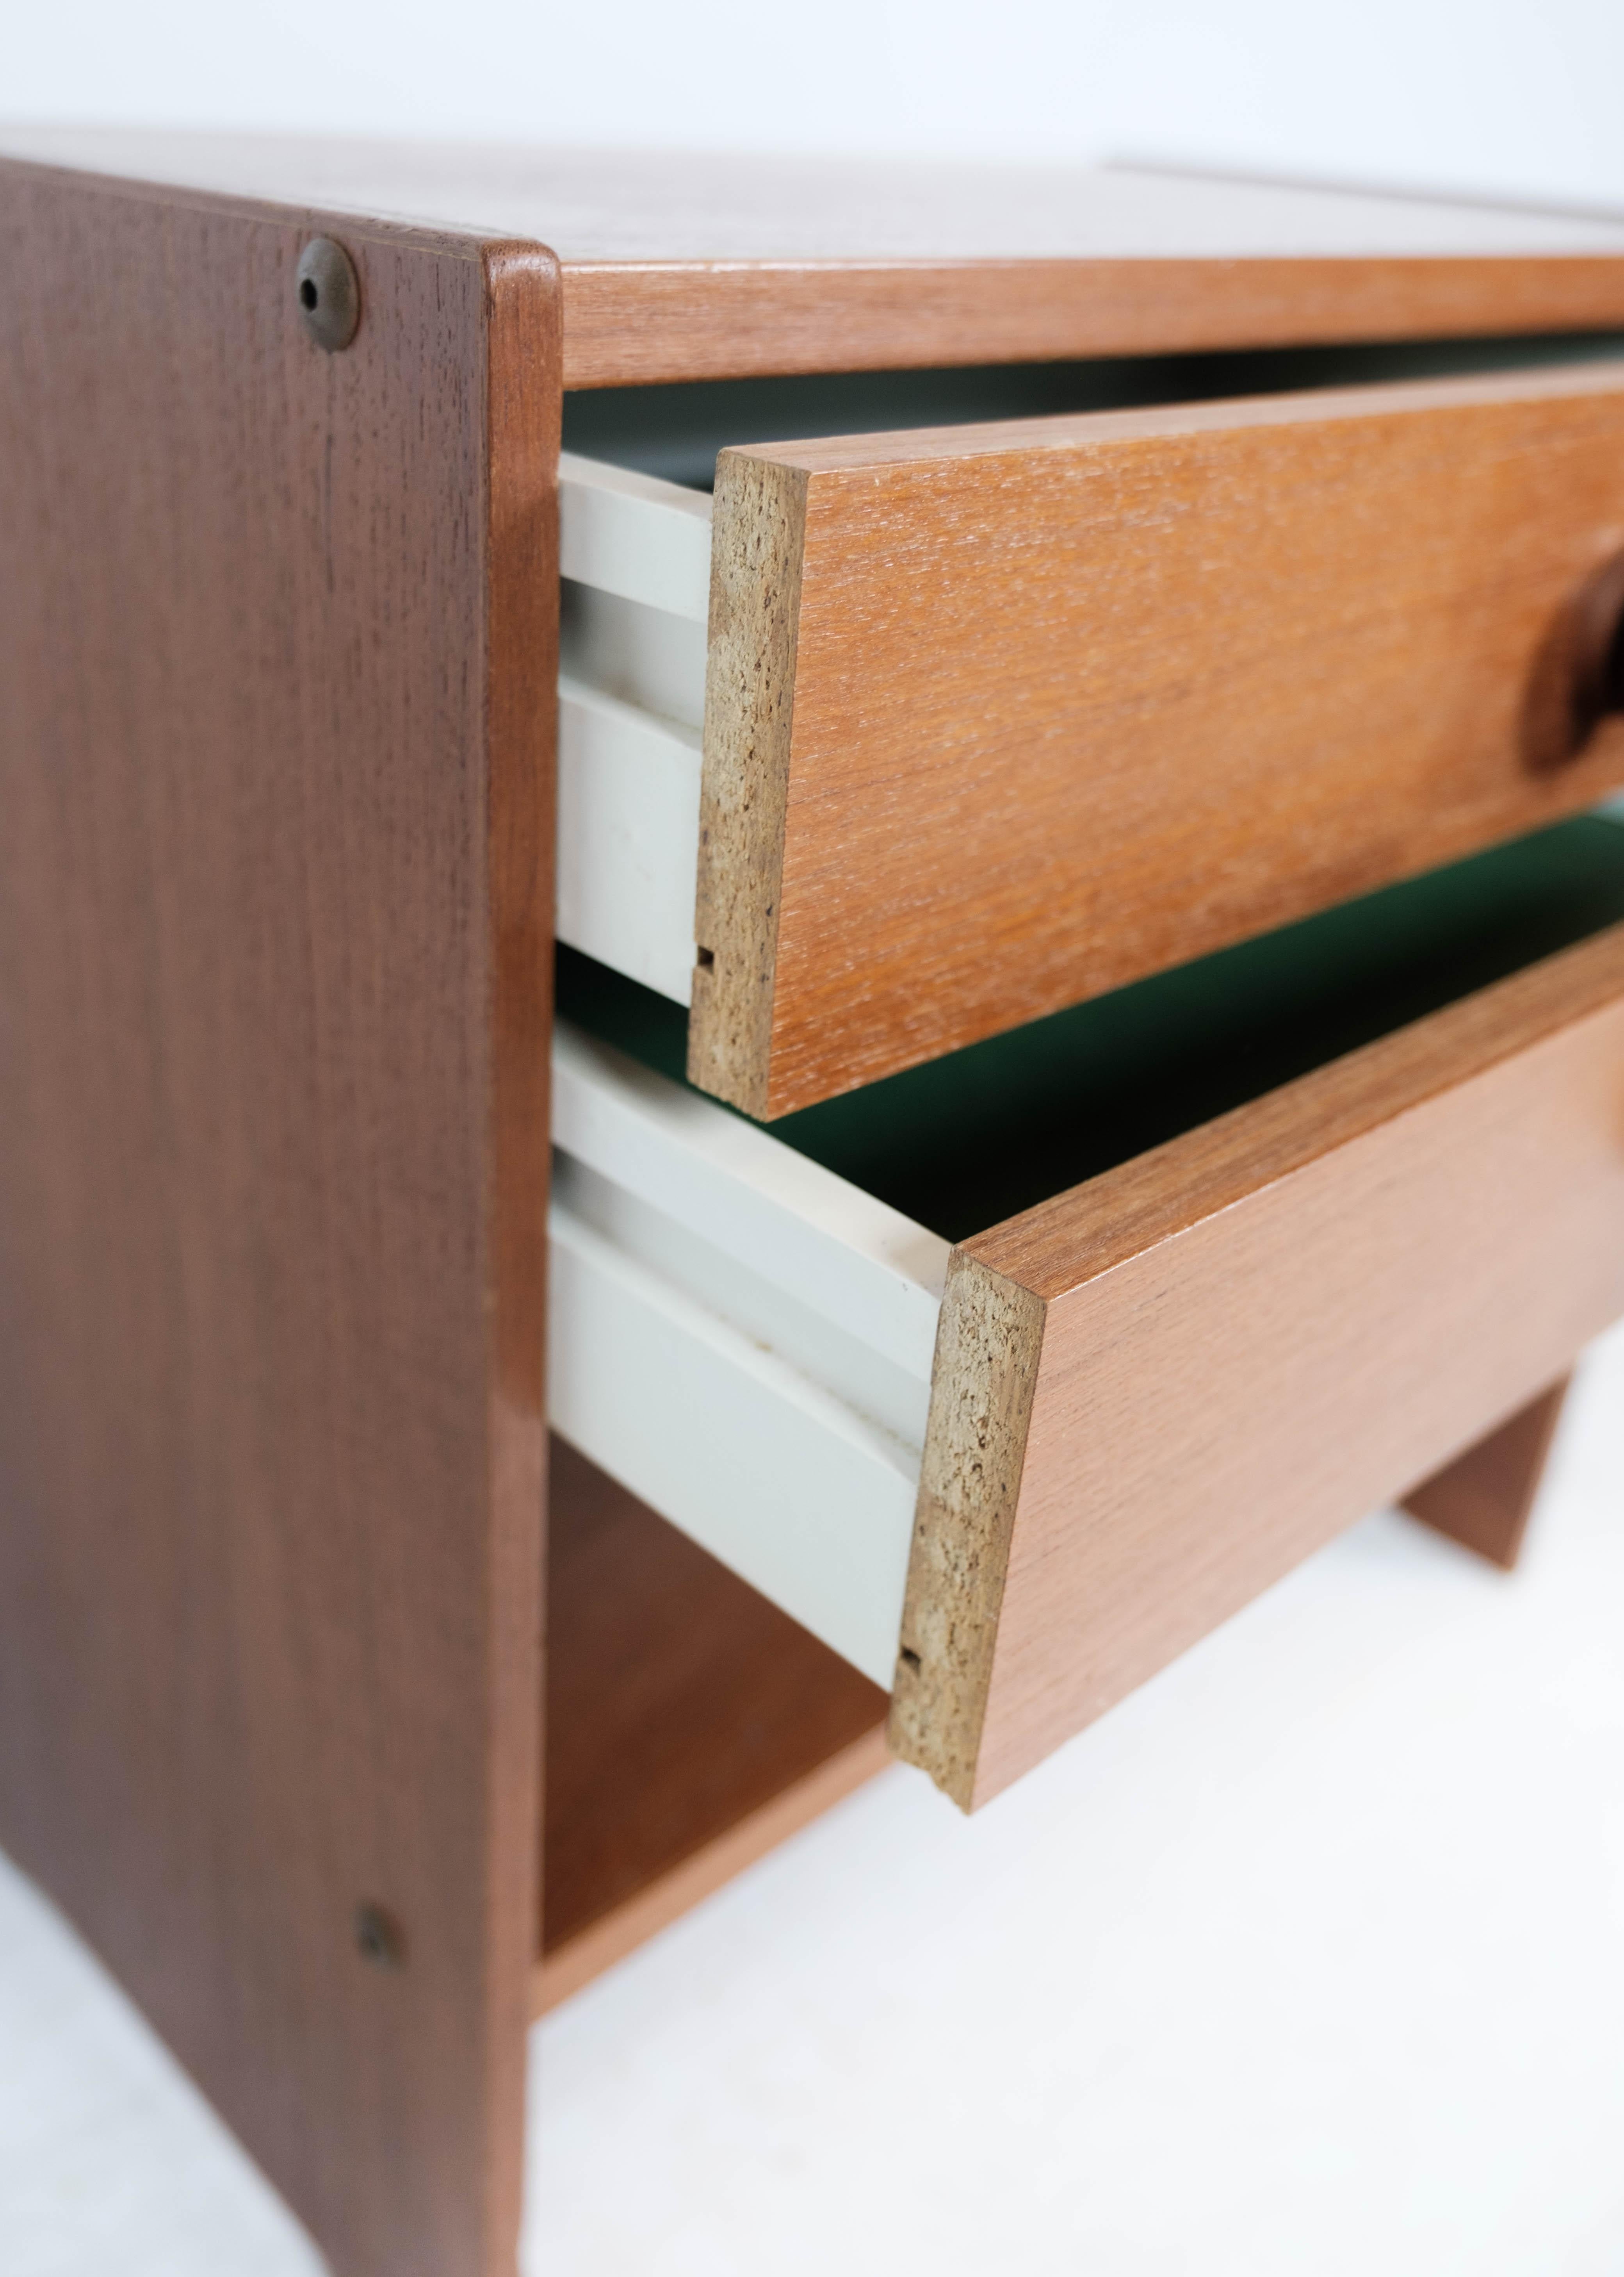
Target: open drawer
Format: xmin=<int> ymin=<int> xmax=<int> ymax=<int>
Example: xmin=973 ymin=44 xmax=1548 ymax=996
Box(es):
xmin=550 ymin=819 xmax=1624 ymax=1809
xmin=558 ymin=360 xmax=1624 ymax=1118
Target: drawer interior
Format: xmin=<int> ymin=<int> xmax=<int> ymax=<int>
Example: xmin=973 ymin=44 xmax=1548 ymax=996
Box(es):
xmin=562 ymin=813 xmax=1624 ymax=1236
xmin=563 ymin=332 xmax=1624 ymax=493
xmin=551 ymin=814 xmax=1624 ymax=1688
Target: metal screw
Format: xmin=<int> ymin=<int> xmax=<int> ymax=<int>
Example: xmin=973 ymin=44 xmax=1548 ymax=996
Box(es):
xmin=297 ymin=238 xmax=361 ymax=352
xmin=354 ymin=1901 xmax=406 ymax=1970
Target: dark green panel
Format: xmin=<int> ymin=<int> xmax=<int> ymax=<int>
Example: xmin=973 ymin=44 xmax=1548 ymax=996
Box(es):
xmin=563 ymin=334 xmax=1624 ymax=492
xmin=557 ymin=817 xmax=1624 ymax=1243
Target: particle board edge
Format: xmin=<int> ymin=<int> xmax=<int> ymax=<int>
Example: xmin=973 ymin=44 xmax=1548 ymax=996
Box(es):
xmin=688 ymin=451 xmax=808 ymax=1117
xmin=887 ymin=1255 xmax=1046 ymax=1810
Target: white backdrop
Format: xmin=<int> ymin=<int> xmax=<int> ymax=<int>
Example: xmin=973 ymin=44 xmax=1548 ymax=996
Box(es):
xmin=7 ymin=0 xmax=1624 ymax=213
xmin=5 ymin=12 xmax=1624 ymax=2273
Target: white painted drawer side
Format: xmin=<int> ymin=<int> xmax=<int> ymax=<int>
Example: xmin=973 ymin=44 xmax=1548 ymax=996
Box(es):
xmin=549 ymin=1020 xmax=949 ymax=1686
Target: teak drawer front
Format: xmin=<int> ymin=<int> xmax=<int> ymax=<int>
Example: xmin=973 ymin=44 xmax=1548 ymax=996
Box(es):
xmin=890 ymin=923 xmax=1624 ymax=1809
xmin=691 ymin=364 xmax=1624 ymax=1118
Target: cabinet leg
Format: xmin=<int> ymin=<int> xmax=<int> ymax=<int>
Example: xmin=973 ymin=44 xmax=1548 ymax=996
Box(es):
xmin=1401 ymin=1377 xmax=1572 ymax=1569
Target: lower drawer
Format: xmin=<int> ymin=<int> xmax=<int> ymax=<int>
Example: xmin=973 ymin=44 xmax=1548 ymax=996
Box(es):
xmin=550 ymin=820 xmax=1624 ymax=1808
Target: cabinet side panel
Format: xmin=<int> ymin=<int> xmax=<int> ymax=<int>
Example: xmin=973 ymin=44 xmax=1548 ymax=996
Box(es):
xmin=0 ymin=168 xmax=557 ymax=2277
xmin=481 ymin=239 xmax=561 ymax=2277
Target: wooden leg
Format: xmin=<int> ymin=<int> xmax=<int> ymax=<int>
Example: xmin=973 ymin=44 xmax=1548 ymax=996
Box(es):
xmin=0 ymin=166 xmax=558 ymax=2277
xmin=1401 ymin=1377 xmax=1572 ymax=1569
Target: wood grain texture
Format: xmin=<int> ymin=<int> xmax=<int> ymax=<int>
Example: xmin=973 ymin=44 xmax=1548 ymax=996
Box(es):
xmin=693 ymin=365 xmax=1624 ymax=1117
xmin=1402 ymin=1377 xmax=1572 ymax=1569
xmin=536 ymin=1725 xmax=890 ymax=2013
xmin=538 ymin=1437 xmax=886 ymax=2002
xmin=12 ymin=131 xmax=1624 ymax=385
xmin=0 ymin=164 xmax=559 ymax=2277
xmin=559 ymin=256 xmax=1624 ymax=389
xmin=890 ymin=926 xmax=1624 ymax=1809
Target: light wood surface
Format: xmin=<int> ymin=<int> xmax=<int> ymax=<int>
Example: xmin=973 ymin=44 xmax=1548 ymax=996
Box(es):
xmin=537 ymin=1439 xmax=887 ymax=2011
xmin=9 ymin=133 xmax=1624 ymax=383
xmin=0 ymin=164 xmax=558 ymax=2277
xmin=890 ymin=925 xmax=1624 ymax=1809
xmin=693 ymin=365 xmax=1624 ymax=1116
xmin=1403 ymin=1377 xmax=1572 ymax=1569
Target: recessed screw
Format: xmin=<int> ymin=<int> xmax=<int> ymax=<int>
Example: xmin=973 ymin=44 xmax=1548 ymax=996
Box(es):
xmin=297 ymin=237 xmax=361 ymax=353
xmin=354 ymin=1901 xmax=406 ymax=1970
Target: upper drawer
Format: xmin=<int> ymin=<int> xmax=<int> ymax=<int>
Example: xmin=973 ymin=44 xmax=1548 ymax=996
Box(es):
xmin=562 ymin=362 xmax=1624 ymax=1117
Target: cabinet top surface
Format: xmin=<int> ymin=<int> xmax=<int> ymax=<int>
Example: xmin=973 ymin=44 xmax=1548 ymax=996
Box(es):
xmin=9 ymin=129 xmax=1624 ymax=385
xmin=6 ymin=127 xmax=1624 ymax=262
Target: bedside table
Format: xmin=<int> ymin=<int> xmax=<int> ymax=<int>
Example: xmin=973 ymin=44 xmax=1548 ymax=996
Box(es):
xmin=2 ymin=128 xmax=1623 ymax=2277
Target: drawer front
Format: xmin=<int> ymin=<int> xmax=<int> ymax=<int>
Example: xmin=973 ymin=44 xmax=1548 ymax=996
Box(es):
xmin=890 ymin=923 xmax=1624 ymax=1809
xmin=691 ymin=365 xmax=1624 ymax=1117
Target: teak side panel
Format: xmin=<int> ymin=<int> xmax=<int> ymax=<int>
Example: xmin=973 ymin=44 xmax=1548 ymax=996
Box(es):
xmin=693 ymin=367 xmax=1624 ymax=1118
xmin=0 ymin=168 xmax=560 ymax=2277
xmin=890 ymin=928 xmax=1624 ymax=1809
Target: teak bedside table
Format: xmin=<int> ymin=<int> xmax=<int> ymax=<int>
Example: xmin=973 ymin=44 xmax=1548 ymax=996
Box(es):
xmin=4 ymin=128 xmax=1624 ymax=2277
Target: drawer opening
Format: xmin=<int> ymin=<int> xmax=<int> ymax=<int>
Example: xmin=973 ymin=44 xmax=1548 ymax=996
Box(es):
xmin=563 ymin=333 xmax=1624 ymax=495
xmin=551 ymin=814 xmax=1624 ymax=1695
xmin=564 ymin=814 xmax=1624 ymax=1239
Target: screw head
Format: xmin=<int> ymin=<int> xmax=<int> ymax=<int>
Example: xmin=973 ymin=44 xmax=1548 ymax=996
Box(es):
xmin=354 ymin=1901 xmax=406 ymax=1970
xmin=297 ymin=237 xmax=360 ymax=352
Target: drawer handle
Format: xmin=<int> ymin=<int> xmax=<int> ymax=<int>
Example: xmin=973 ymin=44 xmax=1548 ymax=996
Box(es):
xmin=1524 ymin=549 xmax=1624 ymax=771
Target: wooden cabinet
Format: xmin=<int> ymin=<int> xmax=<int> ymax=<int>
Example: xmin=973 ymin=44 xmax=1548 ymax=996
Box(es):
xmin=3 ymin=126 xmax=1624 ymax=2277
